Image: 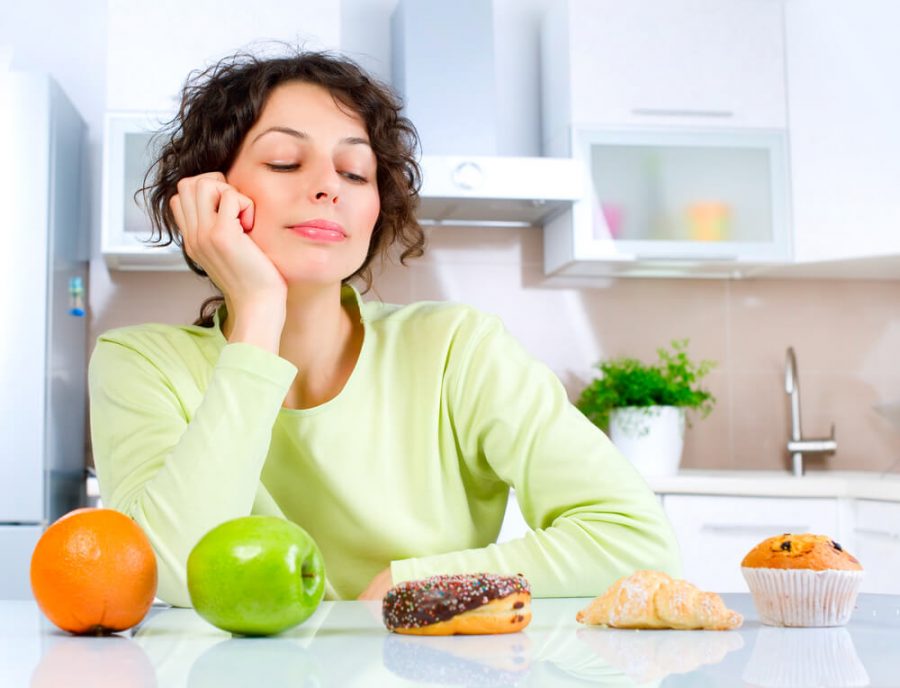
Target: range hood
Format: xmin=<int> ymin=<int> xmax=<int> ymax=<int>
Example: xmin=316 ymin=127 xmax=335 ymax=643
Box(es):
xmin=415 ymin=155 xmax=583 ymax=227
xmin=391 ymin=0 xmax=583 ymax=227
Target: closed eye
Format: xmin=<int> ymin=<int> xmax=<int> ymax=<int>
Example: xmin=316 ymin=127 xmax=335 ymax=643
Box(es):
xmin=265 ymin=163 xmax=299 ymax=172
xmin=342 ymin=172 xmax=368 ymax=183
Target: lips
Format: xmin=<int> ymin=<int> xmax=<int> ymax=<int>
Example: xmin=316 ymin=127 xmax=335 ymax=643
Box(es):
xmin=289 ymin=219 xmax=347 ymax=243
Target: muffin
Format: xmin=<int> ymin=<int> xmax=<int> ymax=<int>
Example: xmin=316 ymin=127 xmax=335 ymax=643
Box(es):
xmin=741 ymin=534 xmax=863 ymax=627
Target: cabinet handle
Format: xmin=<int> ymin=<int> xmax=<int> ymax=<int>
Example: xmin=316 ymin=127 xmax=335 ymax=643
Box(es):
xmin=632 ymin=108 xmax=734 ymax=119
xmin=418 ymin=219 xmax=532 ymax=228
xmin=854 ymin=527 xmax=900 ymax=541
xmin=635 ymin=254 xmax=740 ymax=262
xmin=700 ymin=525 xmax=809 ymax=536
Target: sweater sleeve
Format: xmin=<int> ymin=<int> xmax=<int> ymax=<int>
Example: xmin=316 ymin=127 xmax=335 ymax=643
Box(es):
xmin=88 ymin=335 xmax=297 ymax=607
xmin=390 ymin=315 xmax=682 ymax=597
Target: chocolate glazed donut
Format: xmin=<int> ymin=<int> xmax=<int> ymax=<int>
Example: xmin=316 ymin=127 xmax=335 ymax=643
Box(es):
xmin=382 ymin=573 xmax=532 ymax=636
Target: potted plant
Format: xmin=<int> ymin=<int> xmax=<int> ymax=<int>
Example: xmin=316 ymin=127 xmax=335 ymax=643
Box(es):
xmin=576 ymin=339 xmax=716 ymax=476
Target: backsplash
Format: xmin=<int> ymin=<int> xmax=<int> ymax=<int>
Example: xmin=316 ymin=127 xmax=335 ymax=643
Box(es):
xmin=89 ymin=226 xmax=900 ymax=473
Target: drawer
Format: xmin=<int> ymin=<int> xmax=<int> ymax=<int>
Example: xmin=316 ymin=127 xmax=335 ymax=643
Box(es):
xmin=662 ymin=495 xmax=840 ymax=592
xmin=853 ymin=499 xmax=900 ymax=594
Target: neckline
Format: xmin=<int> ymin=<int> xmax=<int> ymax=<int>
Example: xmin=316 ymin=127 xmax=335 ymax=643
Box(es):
xmin=288 ymin=284 xmax=369 ymax=415
xmin=210 ymin=284 xmax=367 ymax=334
xmin=211 ymin=285 xmax=370 ymax=416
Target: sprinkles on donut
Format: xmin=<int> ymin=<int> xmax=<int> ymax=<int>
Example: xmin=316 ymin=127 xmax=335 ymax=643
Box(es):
xmin=382 ymin=573 xmax=532 ymax=636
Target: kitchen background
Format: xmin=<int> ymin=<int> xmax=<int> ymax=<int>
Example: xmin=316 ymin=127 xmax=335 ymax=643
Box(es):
xmin=3 ymin=0 xmax=900 ymax=481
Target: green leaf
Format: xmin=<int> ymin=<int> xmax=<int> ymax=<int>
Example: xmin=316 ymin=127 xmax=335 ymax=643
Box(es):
xmin=576 ymin=339 xmax=716 ymax=431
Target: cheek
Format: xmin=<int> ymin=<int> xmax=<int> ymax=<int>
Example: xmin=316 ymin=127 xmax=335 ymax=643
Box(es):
xmin=229 ymin=180 xmax=285 ymax=228
xmin=356 ymin=190 xmax=381 ymax=236
xmin=224 ymin=163 xmax=252 ymax=193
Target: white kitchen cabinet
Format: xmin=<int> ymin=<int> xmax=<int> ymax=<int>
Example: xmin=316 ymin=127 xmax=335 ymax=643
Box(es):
xmin=661 ymin=494 xmax=841 ymax=592
xmin=542 ymin=0 xmax=787 ymax=156
xmin=543 ymin=128 xmax=791 ymax=277
xmin=784 ymin=0 xmax=900 ymax=266
xmin=101 ymin=113 xmax=184 ymax=270
xmin=499 ymin=484 xmax=900 ymax=594
xmin=853 ymin=500 xmax=900 ymax=594
xmin=541 ymin=0 xmax=791 ymax=278
xmin=0 ymin=528 xmax=43 ymax=600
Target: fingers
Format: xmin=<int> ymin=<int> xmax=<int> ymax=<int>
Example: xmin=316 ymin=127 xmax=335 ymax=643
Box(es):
xmin=195 ymin=175 xmax=229 ymax=241
xmin=218 ymin=188 xmax=255 ymax=235
xmin=170 ymin=172 xmax=235 ymax=258
xmin=239 ymin=199 xmax=255 ymax=233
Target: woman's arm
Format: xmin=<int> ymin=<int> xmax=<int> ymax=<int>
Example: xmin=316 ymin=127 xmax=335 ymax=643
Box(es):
xmin=89 ymin=334 xmax=297 ymax=606
xmin=89 ymin=171 xmax=295 ymax=606
xmin=390 ymin=315 xmax=682 ymax=597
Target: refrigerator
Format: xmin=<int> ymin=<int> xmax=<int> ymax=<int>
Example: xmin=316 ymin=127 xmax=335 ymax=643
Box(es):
xmin=0 ymin=71 xmax=88 ymax=598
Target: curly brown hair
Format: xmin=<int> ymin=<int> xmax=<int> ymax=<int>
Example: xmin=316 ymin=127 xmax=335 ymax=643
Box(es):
xmin=142 ymin=48 xmax=424 ymax=326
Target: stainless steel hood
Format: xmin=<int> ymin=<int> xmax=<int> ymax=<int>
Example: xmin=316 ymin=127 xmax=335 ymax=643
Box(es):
xmin=392 ymin=0 xmax=583 ymax=227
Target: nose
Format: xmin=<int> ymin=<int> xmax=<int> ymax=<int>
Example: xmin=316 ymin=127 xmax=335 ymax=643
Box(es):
xmin=314 ymin=190 xmax=338 ymax=204
xmin=308 ymin=161 xmax=340 ymax=205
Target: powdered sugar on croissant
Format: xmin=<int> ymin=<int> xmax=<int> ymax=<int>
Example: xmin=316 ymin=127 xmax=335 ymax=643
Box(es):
xmin=576 ymin=570 xmax=743 ymax=631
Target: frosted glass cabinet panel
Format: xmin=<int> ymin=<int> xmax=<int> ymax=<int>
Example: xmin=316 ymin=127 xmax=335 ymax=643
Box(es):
xmin=591 ymin=145 xmax=773 ymax=244
xmin=102 ymin=113 xmax=184 ymax=269
xmin=544 ymin=128 xmax=791 ymax=277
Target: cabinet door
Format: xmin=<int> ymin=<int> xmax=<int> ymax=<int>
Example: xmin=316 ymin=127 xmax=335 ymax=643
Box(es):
xmin=0 ymin=526 xmax=42 ymax=600
xmin=101 ymin=113 xmax=184 ymax=270
xmin=545 ymin=128 xmax=791 ymax=277
xmin=786 ymin=0 xmax=900 ymax=263
xmin=662 ymin=495 xmax=840 ymax=592
xmin=853 ymin=500 xmax=900 ymax=594
xmin=556 ymin=0 xmax=786 ymax=130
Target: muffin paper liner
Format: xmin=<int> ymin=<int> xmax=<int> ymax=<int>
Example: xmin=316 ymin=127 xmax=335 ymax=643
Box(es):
xmin=741 ymin=568 xmax=863 ymax=627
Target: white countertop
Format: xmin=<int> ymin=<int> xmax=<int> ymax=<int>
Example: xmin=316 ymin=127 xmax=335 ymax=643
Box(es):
xmin=648 ymin=469 xmax=900 ymax=501
xmin=3 ymin=594 xmax=899 ymax=687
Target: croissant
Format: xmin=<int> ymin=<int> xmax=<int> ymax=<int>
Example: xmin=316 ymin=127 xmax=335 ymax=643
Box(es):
xmin=576 ymin=570 xmax=743 ymax=631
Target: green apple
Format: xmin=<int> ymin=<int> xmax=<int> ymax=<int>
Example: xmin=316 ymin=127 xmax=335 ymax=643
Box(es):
xmin=187 ymin=516 xmax=325 ymax=636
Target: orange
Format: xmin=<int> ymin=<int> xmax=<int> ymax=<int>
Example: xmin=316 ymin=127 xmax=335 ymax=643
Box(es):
xmin=30 ymin=508 xmax=158 ymax=635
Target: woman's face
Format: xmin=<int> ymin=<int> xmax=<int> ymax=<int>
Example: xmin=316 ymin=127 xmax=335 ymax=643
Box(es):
xmin=226 ymin=81 xmax=380 ymax=286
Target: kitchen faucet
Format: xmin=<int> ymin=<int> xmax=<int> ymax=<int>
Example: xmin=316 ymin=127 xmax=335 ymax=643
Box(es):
xmin=785 ymin=347 xmax=837 ymax=476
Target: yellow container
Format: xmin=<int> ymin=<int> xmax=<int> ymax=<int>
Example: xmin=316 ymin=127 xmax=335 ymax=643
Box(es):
xmin=686 ymin=202 xmax=730 ymax=242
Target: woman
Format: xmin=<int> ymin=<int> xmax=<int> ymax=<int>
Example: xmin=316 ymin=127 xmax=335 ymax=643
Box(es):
xmin=89 ymin=49 xmax=680 ymax=607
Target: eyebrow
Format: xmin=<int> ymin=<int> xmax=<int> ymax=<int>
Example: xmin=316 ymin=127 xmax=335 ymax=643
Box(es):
xmin=251 ymin=126 xmax=371 ymax=148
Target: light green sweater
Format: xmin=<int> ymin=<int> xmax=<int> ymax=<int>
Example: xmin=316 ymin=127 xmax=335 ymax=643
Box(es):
xmin=89 ymin=287 xmax=680 ymax=606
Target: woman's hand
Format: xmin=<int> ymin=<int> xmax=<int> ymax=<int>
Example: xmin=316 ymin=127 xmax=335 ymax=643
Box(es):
xmin=170 ymin=172 xmax=286 ymax=351
xmin=357 ymin=567 xmax=393 ymax=601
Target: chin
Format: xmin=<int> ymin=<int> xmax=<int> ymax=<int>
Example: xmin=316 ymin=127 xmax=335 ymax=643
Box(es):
xmin=277 ymin=259 xmax=364 ymax=288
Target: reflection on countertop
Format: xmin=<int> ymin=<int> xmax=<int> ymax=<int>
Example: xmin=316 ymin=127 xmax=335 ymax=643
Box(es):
xmin=7 ymin=594 xmax=900 ymax=687
xmin=743 ymin=626 xmax=869 ymax=687
xmin=577 ymin=624 xmax=744 ymax=684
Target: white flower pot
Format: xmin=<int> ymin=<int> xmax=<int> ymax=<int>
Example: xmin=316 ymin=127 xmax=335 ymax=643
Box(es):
xmin=608 ymin=406 xmax=685 ymax=477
